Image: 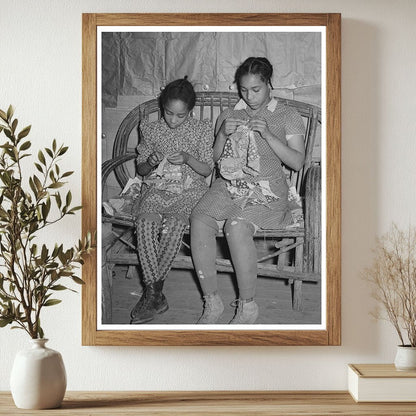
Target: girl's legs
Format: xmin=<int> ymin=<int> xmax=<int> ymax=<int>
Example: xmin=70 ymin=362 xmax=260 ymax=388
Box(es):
xmin=190 ymin=213 xmax=219 ymax=294
xmin=131 ymin=213 xmax=168 ymax=324
xmin=224 ymin=217 xmax=259 ymax=324
xmin=190 ymin=213 xmax=224 ymax=323
xmin=158 ymin=214 xmax=187 ymax=281
xmin=224 ymin=217 xmax=257 ymax=299
xmin=135 ymin=213 xmax=162 ymax=285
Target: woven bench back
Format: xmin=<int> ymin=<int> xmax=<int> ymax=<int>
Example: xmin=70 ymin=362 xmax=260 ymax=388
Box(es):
xmin=109 ymin=91 xmax=320 ymax=194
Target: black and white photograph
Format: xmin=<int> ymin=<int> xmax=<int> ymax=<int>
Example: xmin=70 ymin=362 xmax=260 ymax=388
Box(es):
xmin=81 ymin=12 xmax=340 ymax=346
xmin=99 ymin=27 xmax=325 ymax=329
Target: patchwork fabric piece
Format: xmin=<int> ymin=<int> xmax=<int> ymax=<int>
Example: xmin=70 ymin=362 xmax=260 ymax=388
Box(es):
xmin=143 ymin=157 xmax=193 ymax=195
xmin=103 ymin=177 xmax=143 ymax=219
xmin=287 ymin=185 xmax=304 ymax=228
xmin=218 ymin=123 xmax=260 ymax=180
xmin=217 ymin=119 xmax=277 ymax=210
xmin=225 ymin=179 xmax=279 ymax=209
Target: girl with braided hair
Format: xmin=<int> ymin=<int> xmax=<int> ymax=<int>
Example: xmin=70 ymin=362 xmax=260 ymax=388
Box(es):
xmin=190 ymin=57 xmax=306 ymax=324
xmin=130 ymin=77 xmax=214 ymax=324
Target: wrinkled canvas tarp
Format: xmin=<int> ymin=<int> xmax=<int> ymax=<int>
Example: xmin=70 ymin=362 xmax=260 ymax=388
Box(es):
xmin=102 ymin=31 xmax=321 ymax=108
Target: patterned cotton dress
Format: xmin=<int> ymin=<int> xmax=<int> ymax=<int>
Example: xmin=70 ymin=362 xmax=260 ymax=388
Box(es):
xmin=135 ymin=117 xmax=214 ymax=222
xmin=192 ymin=98 xmax=305 ymax=229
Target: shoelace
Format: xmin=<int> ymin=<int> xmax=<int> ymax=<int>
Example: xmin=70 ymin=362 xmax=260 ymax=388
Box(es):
xmin=202 ymin=295 xmax=219 ymax=312
xmin=203 ymin=301 xmax=213 ymax=313
xmin=230 ymin=299 xmax=244 ymax=320
xmin=230 ymin=299 xmax=254 ymax=319
xmin=230 ymin=298 xmax=253 ymax=307
xmin=230 ymin=299 xmax=242 ymax=308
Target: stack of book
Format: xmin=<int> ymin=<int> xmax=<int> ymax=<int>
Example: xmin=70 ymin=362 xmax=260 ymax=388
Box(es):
xmin=348 ymin=364 xmax=416 ymax=402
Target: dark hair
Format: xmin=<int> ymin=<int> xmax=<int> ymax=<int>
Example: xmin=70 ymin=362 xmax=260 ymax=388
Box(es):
xmin=234 ymin=57 xmax=274 ymax=88
xmin=159 ymin=76 xmax=196 ymax=111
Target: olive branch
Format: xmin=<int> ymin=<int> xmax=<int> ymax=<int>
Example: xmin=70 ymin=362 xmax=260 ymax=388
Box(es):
xmin=0 ymin=105 xmax=94 ymax=339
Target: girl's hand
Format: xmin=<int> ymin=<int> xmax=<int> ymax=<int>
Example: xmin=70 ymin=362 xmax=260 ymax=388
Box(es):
xmin=248 ymin=117 xmax=272 ymax=140
xmin=147 ymin=151 xmax=164 ymax=168
xmin=220 ymin=118 xmax=246 ymax=136
xmin=167 ymin=151 xmax=190 ymax=165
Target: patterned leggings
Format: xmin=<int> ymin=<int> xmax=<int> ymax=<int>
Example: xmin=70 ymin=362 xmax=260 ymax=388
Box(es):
xmin=136 ymin=213 xmax=187 ymax=285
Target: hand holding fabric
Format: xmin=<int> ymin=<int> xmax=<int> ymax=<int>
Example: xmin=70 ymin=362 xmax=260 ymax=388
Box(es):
xmin=147 ymin=151 xmax=164 ymax=168
xmin=248 ymin=117 xmax=271 ymax=140
xmin=221 ymin=118 xmax=246 ymax=136
xmin=167 ymin=151 xmax=190 ymax=165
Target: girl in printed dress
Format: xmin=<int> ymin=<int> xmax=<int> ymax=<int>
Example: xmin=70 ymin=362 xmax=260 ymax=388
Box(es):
xmin=190 ymin=57 xmax=306 ymax=324
xmin=131 ymin=77 xmax=214 ymax=324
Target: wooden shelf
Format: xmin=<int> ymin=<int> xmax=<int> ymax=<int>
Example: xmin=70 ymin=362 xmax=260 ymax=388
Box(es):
xmin=1 ymin=391 xmax=416 ymax=415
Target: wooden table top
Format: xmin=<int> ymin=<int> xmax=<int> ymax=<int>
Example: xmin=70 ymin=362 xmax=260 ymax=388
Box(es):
xmin=1 ymin=391 xmax=416 ymax=415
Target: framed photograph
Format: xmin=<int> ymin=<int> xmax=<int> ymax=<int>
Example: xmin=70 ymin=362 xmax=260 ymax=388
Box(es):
xmin=82 ymin=13 xmax=341 ymax=346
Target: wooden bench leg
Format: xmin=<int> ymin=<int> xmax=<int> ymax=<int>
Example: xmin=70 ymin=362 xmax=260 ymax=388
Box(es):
xmin=102 ymin=262 xmax=114 ymax=324
xmin=277 ymin=238 xmax=292 ymax=269
xmin=101 ymin=222 xmax=121 ymax=324
xmin=293 ymin=237 xmax=304 ymax=311
xmin=293 ymin=280 xmax=303 ymax=311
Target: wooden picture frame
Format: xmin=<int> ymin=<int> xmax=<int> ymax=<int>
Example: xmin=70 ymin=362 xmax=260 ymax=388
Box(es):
xmin=82 ymin=13 xmax=341 ymax=346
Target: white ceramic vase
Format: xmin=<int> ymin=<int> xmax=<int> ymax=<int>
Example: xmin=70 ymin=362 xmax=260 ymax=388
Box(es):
xmin=10 ymin=338 xmax=67 ymax=409
xmin=394 ymin=345 xmax=416 ymax=371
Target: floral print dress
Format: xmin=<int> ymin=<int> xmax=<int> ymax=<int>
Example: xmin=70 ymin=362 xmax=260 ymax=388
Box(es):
xmin=135 ymin=117 xmax=214 ymax=222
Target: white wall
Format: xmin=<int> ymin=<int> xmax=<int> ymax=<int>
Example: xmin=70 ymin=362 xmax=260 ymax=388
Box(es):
xmin=1 ymin=0 xmax=416 ymax=391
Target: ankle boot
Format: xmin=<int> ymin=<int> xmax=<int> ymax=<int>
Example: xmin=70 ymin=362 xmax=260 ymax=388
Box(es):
xmin=130 ymin=280 xmax=169 ymax=324
xmin=130 ymin=280 xmax=166 ymax=317
xmin=196 ymin=292 xmax=224 ymax=324
xmin=229 ymin=299 xmax=259 ymax=324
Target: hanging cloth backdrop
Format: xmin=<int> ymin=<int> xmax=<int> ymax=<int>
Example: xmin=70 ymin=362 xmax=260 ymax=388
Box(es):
xmin=101 ymin=31 xmax=321 ymax=108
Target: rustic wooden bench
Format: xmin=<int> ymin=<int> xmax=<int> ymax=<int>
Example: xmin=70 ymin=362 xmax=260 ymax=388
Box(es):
xmin=101 ymin=91 xmax=321 ymax=324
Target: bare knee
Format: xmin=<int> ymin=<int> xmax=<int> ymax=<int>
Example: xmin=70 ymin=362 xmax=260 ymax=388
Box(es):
xmin=190 ymin=213 xmax=219 ymax=233
xmin=224 ymin=218 xmax=255 ymax=239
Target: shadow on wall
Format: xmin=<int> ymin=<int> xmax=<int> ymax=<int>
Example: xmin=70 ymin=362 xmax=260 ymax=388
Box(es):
xmin=340 ymin=18 xmax=381 ymax=356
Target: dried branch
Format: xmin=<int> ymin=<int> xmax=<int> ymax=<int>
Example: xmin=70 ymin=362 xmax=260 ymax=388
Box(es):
xmin=363 ymin=223 xmax=416 ymax=346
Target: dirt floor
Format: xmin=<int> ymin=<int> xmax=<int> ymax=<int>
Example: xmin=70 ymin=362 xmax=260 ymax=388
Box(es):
xmin=109 ymin=266 xmax=322 ymax=326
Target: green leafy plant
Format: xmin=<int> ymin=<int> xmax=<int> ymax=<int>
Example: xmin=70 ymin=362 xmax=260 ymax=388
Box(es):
xmin=0 ymin=105 xmax=94 ymax=339
xmin=363 ymin=223 xmax=416 ymax=347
